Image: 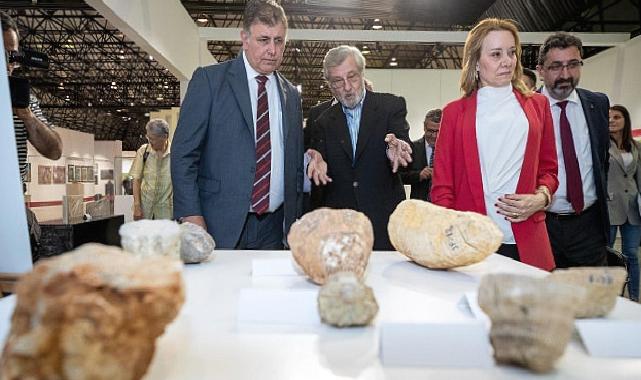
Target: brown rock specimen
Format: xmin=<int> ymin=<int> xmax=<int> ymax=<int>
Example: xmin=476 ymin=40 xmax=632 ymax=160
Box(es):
xmin=478 ymin=273 xmax=583 ymax=373
xmin=548 ymin=267 xmax=627 ymax=318
xmin=288 ymin=208 xmax=374 ymax=285
xmin=318 ymin=272 xmax=379 ymax=327
xmin=388 ymin=200 xmax=502 ymax=268
xmin=0 ymin=243 xmax=184 ymax=380
xmin=180 ymin=222 xmax=216 ymax=264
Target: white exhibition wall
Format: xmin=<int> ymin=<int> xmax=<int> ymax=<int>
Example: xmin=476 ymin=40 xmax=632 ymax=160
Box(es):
xmin=581 ymin=35 xmax=641 ymax=130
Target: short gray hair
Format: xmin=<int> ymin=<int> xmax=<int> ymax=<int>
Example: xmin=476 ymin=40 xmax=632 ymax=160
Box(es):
xmin=146 ymin=119 xmax=169 ymax=137
xmin=243 ymin=0 xmax=288 ymax=32
xmin=425 ymin=109 xmax=442 ymax=123
xmin=322 ymin=45 xmax=366 ymax=79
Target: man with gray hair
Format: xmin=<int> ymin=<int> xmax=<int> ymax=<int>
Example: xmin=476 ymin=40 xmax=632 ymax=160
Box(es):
xmin=130 ymin=119 xmax=172 ymax=220
xmin=401 ymin=108 xmax=441 ymax=201
xmin=172 ymin=0 xmax=327 ymax=249
xmin=309 ymin=45 xmax=412 ymax=250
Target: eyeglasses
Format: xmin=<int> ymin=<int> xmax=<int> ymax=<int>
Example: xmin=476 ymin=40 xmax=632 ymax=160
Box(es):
xmin=424 ymin=129 xmax=439 ymax=135
xmin=327 ymin=72 xmax=361 ymax=90
xmin=544 ymin=60 xmax=583 ymax=73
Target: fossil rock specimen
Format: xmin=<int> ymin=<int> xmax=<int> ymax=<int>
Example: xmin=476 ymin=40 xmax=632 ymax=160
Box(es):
xmin=180 ymin=222 xmax=216 ymax=263
xmin=120 ymin=219 xmax=182 ymax=259
xmin=478 ymin=273 xmax=582 ymax=373
xmin=388 ymin=200 xmax=502 ymax=268
xmin=288 ymin=208 xmax=373 ymax=285
xmin=0 ymin=243 xmax=184 ymax=380
xmin=548 ymin=267 xmax=627 ymax=318
xmin=318 ymin=272 xmax=379 ymax=327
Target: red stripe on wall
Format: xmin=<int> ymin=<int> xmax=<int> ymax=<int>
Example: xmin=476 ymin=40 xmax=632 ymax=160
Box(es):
xmin=633 ymin=129 xmax=641 ymax=137
xmin=27 ymin=197 xmax=95 ymax=208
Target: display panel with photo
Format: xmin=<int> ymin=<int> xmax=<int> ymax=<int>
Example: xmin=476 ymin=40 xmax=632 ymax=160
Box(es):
xmin=100 ymin=169 xmax=114 ymax=180
xmin=52 ymin=166 xmax=66 ymax=184
xmin=74 ymin=167 xmax=81 ymax=182
xmin=38 ymin=165 xmax=52 ymax=184
xmin=81 ymin=166 xmax=88 ymax=182
xmin=67 ymin=164 xmax=75 ymax=182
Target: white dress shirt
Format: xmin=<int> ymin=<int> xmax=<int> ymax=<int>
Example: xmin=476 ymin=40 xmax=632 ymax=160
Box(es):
xmin=425 ymin=141 xmax=434 ymax=167
xmin=243 ymin=52 xmax=284 ymax=212
xmin=476 ymin=85 xmax=528 ymax=244
xmin=542 ymin=87 xmax=597 ymax=213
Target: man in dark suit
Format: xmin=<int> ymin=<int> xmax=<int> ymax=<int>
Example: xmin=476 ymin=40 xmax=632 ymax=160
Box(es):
xmin=537 ymin=32 xmax=610 ymax=267
xmin=311 ymin=45 xmax=413 ymax=251
xmin=172 ymin=1 xmax=325 ymax=249
xmin=401 ymin=108 xmax=441 ymax=201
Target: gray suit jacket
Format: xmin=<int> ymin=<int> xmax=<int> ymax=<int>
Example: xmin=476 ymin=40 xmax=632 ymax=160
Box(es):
xmin=607 ymin=139 xmax=641 ymax=225
xmin=171 ymin=55 xmax=304 ymax=248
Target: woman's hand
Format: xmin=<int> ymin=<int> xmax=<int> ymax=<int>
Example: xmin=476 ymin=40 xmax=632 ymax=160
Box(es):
xmin=496 ymin=192 xmax=547 ymax=223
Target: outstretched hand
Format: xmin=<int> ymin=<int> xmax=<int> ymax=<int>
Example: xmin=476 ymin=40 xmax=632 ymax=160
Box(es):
xmin=306 ymin=148 xmax=332 ymax=186
xmin=385 ymin=133 xmax=413 ymax=173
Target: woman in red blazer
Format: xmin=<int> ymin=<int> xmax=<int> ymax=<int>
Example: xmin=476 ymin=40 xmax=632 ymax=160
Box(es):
xmin=431 ymin=18 xmax=558 ymax=271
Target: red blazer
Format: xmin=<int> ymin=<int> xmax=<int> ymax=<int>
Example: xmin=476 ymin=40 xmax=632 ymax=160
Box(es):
xmin=431 ymin=89 xmax=558 ymax=271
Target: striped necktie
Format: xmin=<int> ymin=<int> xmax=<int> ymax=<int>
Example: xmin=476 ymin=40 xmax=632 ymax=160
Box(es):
xmin=251 ymin=75 xmax=271 ymax=214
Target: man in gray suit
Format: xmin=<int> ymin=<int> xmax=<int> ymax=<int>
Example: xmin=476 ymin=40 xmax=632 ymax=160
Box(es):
xmin=172 ymin=0 xmax=325 ymax=249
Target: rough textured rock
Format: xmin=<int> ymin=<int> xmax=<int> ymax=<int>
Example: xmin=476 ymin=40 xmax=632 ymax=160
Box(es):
xmin=0 ymin=243 xmax=184 ymax=380
xmin=180 ymin=222 xmax=216 ymax=264
xmin=318 ymin=272 xmax=379 ymax=327
xmin=548 ymin=267 xmax=627 ymax=318
xmin=388 ymin=200 xmax=502 ymax=268
xmin=478 ymin=273 xmax=583 ymax=373
xmin=120 ymin=219 xmax=182 ymax=259
xmin=288 ymin=208 xmax=374 ymax=285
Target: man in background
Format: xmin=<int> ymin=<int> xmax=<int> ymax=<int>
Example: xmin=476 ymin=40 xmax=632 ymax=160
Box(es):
xmin=402 ymin=108 xmax=441 ymax=201
xmin=130 ymin=119 xmax=172 ymax=220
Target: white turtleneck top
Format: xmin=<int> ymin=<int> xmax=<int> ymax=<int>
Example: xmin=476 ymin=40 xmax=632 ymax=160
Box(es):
xmin=475 ymin=84 xmax=528 ymax=244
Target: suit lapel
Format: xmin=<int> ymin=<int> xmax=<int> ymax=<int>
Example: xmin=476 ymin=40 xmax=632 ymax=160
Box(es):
xmin=228 ymin=55 xmax=254 ymax=136
xmin=354 ymin=91 xmax=375 ymax=163
xmin=461 ymin=92 xmax=485 ymax=213
xmin=275 ymin=72 xmax=290 ymax=142
xmin=417 ymin=137 xmax=428 ymax=168
xmin=577 ymin=88 xmax=603 ymax=170
xmin=326 ymin=103 xmax=353 ymax=161
xmin=513 ymin=90 xmax=538 ymax=193
xmin=608 ymin=141 xmax=625 ymax=173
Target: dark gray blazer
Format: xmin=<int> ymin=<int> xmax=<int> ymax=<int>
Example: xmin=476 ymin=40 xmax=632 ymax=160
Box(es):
xmin=607 ymin=140 xmax=641 ymax=225
xmin=400 ymin=136 xmax=430 ymax=200
xmin=171 ymin=55 xmax=304 ymax=248
xmin=577 ymin=88 xmax=611 ymax=241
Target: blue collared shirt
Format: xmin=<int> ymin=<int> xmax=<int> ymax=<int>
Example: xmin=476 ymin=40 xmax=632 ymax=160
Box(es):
xmin=341 ymin=91 xmax=366 ymax=161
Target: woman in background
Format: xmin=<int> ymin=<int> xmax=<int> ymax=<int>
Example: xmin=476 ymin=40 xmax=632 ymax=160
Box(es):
xmin=607 ymin=104 xmax=640 ymax=301
xmin=431 ymin=18 xmax=558 ymax=270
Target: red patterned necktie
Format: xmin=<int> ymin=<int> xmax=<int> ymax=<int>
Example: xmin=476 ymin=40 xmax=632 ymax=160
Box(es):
xmin=557 ymin=100 xmax=584 ymax=213
xmin=251 ymin=75 xmax=271 ymax=214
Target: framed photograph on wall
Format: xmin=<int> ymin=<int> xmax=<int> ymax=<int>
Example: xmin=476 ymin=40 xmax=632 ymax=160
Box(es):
xmin=67 ymin=164 xmax=74 ymax=182
xmin=100 ymin=169 xmax=114 ymax=180
xmin=81 ymin=166 xmax=88 ymax=182
xmin=74 ymin=166 xmax=81 ymax=182
xmin=52 ymin=166 xmax=65 ymax=184
xmin=88 ymin=166 xmax=94 ymax=180
xmin=38 ymin=165 xmax=52 ymax=184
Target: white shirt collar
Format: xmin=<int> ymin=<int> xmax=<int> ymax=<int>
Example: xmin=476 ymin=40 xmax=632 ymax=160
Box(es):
xmin=242 ymin=51 xmax=275 ymax=84
xmin=542 ymin=85 xmax=580 ymax=106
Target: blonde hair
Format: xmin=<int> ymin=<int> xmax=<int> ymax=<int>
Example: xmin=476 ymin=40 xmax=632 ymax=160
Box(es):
xmin=460 ymin=18 xmax=531 ymax=97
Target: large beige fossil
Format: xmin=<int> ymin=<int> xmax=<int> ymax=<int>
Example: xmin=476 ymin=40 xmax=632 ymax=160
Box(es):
xmin=180 ymin=222 xmax=216 ymax=264
xmin=548 ymin=267 xmax=627 ymax=318
xmin=478 ymin=273 xmax=583 ymax=373
xmin=318 ymin=271 xmax=379 ymax=327
xmin=0 ymin=243 xmax=184 ymax=380
xmin=388 ymin=200 xmax=502 ymax=268
xmin=119 ymin=219 xmax=182 ymax=259
xmin=288 ymin=208 xmax=373 ymax=285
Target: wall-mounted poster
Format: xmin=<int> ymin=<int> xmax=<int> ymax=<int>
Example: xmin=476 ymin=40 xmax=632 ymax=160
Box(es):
xmin=100 ymin=169 xmax=114 ymax=180
xmin=67 ymin=164 xmax=74 ymax=182
xmin=81 ymin=166 xmax=88 ymax=182
xmin=88 ymin=166 xmax=94 ymax=180
xmin=74 ymin=166 xmax=81 ymax=182
xmin=24 ymin=162 xmax=31 ymax=182
xmin=52 ymin=166 xmax=66 ymax=184
xmin=38 ymin=165 xmax=52 ymax=184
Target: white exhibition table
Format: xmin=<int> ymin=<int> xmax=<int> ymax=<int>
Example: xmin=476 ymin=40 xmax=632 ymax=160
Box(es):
xmin=1 ymin=250 xmax=641 ymax=379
